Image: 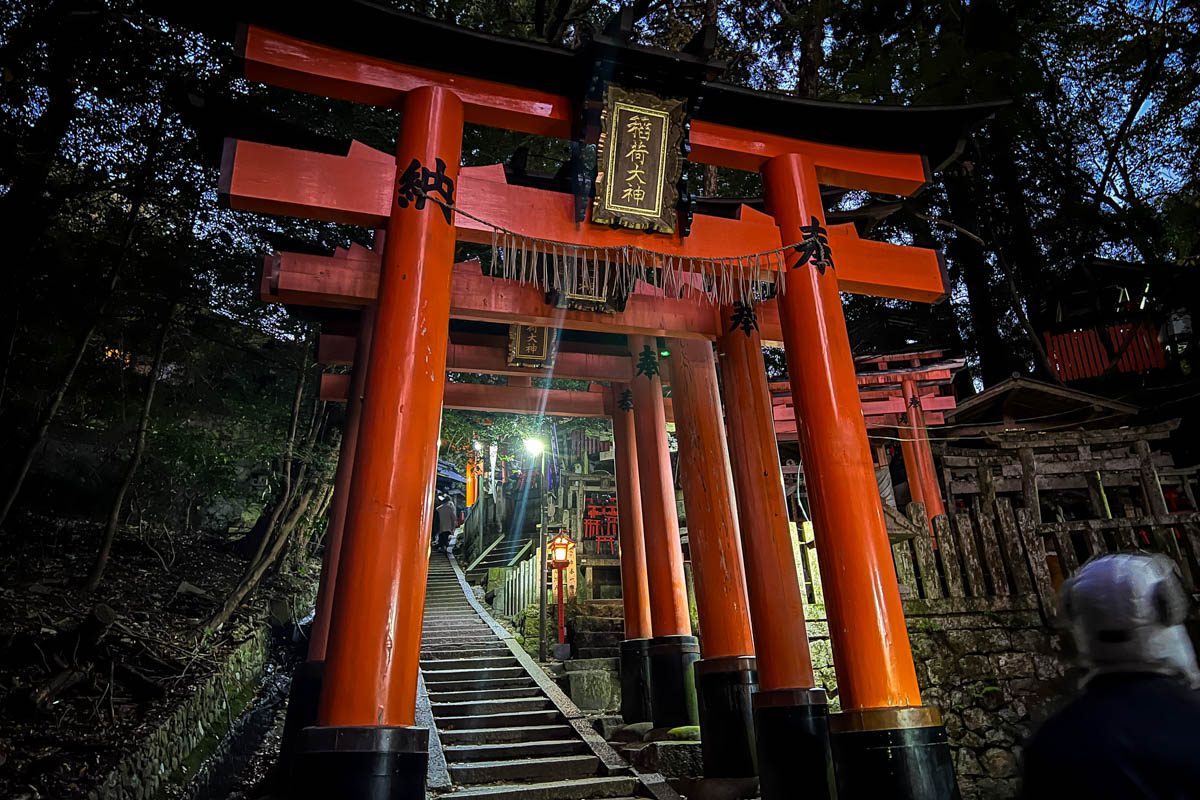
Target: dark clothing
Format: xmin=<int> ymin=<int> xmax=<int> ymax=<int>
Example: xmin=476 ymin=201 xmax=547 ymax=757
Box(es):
xmin=1021 ymin=673 xmax=1200 ymax=800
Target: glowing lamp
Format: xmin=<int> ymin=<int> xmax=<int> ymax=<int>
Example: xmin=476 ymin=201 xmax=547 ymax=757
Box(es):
xmin=523 ymin=437 xmax=546 ymax=457
xmin=549 ymin=534 xmax=572 ymax=567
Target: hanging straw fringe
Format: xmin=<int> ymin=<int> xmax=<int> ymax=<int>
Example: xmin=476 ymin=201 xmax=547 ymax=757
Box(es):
xmin=417 ymin=188 xmax=813 ymax=308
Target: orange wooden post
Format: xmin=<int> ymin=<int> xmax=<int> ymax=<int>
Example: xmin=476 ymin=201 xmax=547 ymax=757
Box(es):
xmin=899 ymin=431 xmax=927 ymax=514
xmin=902 ymin=377 xmax=946 ymax=528
xmin=627 ymin=334 xmax=698 ymax=729
xmin=717 ymin=317 xmax=834 ymax=798
xmin=296 ymin=86 xmax=463 ymax=800
xmin=610 ymin=383 xmax=654 ymax=723
xmin=310 ymin=302 xmax=377 ymax=663
xmin=762 ymin=153 xmax=955 ymax=797
xmin=277 ymin=303 xmax=377 ymax=782
xmin=669 ymin=337 xmax=759 ymax=777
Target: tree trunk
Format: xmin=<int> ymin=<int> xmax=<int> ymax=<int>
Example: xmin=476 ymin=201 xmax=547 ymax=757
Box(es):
xmin=203 ymin=485 xmax=319 ymax=633
xmin=0 ymin=305 xmax=19 ymax=412
xmin=84 ymin=304 xmax=175 ymax=591
xmin=943 ymin=169 xmax=1017 ymax=386
xmin=245 ymin=334 xmax=311 ymax=568
xmin=0 ymin=269 xmax=119 ymax=531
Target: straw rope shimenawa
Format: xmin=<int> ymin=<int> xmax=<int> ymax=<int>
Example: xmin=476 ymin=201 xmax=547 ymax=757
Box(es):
xmin=415 ymin=188 xmax=830 ymax=308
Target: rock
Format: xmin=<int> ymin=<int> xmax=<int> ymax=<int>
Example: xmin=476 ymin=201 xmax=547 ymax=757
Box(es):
xmin=994 ymin=652 xmax=1034 ymax=676
xmin=976 ymin=684 xmax=1007 ymax=712
xmin=612 ymin=722 xmax=654 ymax=742
xmin=672 ymin=776 xmax=761 ymax=800
xmin=957 ymin=655 xmax=992 ymax=679
xmin=1033 ymin=655 xmax=1062 ymax=680
xmin=981 ymin=747 xmax=1017 ymax=778
xmin=174 ymin=580 xmax=212 ymax=598
xmin=591 ymin=715 xmax=625 ymax=740
xmin=563 ymin=657 xmax=620 ymax=672
xmin=666 ymin=725 xmax=701 ymax=741
xmin=631 ymin=741 xmax=704 ymax=777
xmin=962 ymin=707 xmax=989 ymax=732
xmin=955 ymin=748 xmax=984 ymax=776
xmin=565 ymin=669 xmax=619 ymax=711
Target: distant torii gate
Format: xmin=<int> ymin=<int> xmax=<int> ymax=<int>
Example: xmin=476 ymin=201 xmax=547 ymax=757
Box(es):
xmin=214 ymin=6 xmax=997 ymax=798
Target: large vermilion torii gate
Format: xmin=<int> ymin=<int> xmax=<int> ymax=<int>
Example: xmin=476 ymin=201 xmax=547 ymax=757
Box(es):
xmin=208 ymin=4 xmax=998 ymax=798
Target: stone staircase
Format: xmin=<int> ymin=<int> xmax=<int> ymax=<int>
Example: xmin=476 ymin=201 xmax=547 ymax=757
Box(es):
xmin=571 ymin=601 xmax=624 ymax=660
xmin=422 ymin=553 xmax=673 ymax=800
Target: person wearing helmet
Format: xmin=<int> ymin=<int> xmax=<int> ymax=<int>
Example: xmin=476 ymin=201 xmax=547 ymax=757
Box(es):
xmin=1021 ymin=553 xmax=1200 ymax=799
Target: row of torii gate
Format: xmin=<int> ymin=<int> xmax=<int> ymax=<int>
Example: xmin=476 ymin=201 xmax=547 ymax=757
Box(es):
xmin=207 ymin=4 xmax=999 ymax=798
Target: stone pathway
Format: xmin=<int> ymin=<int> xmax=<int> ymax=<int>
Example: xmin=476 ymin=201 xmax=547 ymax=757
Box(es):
xmin=422 ymin=553 xmax=674 ymax=800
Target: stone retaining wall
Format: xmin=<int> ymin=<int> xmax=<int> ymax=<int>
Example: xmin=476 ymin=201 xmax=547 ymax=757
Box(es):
xmin=89 ymin=630 xmax=271 ymax=800
xmin=805 ymin=599 xmax=1071 ymax=800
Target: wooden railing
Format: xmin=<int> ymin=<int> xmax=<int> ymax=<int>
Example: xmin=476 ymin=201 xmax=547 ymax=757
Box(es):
xmin=888 ymin=500 xmax=1200 ymax=621
xmin=495 ymin=549 xmax=544 ymax=618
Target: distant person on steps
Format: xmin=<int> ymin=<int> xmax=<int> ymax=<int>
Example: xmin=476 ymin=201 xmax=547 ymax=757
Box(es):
xmin=433 ymin=495 xmax=457 ymax=554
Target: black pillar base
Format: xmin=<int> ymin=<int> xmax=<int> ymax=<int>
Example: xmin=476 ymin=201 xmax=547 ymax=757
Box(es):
xmin=292 ymin=725 xmax=428 ymax=800
xmin=695 ymin=655 xmax=758 ymax=778
xmin=275 ymin=660 xmax=325 ymax=785
xmin=830 ymin=706 xmax=959 ymax=800
xmin=647 ymin=634 xmax=700 ymax=729
xmin=753 ymin=687 xmax=834 ymax=800
xmin=620 ymin=638 xmax=653 ymax=724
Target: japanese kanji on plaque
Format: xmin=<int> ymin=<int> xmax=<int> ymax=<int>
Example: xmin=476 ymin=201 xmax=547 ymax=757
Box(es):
xmin=506 ymin=324 xmax=557 ymax=368
xmin=592 ymin=85 xmax=684 ymax=235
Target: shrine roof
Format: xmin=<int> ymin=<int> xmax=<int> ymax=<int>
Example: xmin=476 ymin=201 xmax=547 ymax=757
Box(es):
xmin=160 ymin=0 xmax=1006 ymax=172
xmin=946 ymin=376 xmax=1139 ymax=430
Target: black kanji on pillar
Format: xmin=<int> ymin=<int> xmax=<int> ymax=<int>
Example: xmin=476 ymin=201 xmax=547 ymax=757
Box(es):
xmin=618 ymin=388 xmax=634 ymax=411
xmin=792 ymin=216 xmax=834 ymax=274
xmin=729 ymin=300 xmax=759 ymax=337
xmin=396 ymin=157 xmax=455 ymax=224
xmin=635 ymin=345 xmax=660 ymax=379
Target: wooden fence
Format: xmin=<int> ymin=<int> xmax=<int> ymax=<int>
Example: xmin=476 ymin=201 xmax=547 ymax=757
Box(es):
xmin=495 ymin=549 xmax=544 ymax=617
xmin=891 ymin=499 xmax=1200 ymax=621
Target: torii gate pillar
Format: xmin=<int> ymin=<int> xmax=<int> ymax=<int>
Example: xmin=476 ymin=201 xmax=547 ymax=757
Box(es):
xmin=670 ymin=339 xmax=758 ymax=778
xmin=902 ymin=376 xmax=947 ymax=529
xmin=717 ymin=314 xmax=835 ymax=800
xmin=610 ymin=383 xmax=654 ymax=724
xmin=628 ymin=335 xmax=699 ymax=730
xmin=762 ymin=153 xmax=956 ymax=798
xmin=293 ymin=86 xmax=464 ymax=800
xmin=278 ymin=303 xmax=376 ymax=782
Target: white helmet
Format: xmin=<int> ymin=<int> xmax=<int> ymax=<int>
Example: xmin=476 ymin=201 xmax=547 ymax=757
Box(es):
xmin=1060 ymin=553 xmax=1199 ymax=688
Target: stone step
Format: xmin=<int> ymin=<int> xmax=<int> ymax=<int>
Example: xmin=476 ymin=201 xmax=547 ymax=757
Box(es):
xmin=573 ymin=631 xmax=622 ymax=648
xmin=575 ymin=647 xmax=621 ymax=660
xmin=438 ymin=724 xmax=576 ymax=745
xmin=421 ymin=629 xmax=495 ymax=639
xmin=432 ymin=696 xmax=553 ymax=717
xmin=422 ymin=666 xmax=526 ymax=682
xmin=422 ymin=642 xmax=505 ymax=653
xmin=437 ymin=709 xmax=562 ymax=730
xmin=449 ymin=754 xmax=601 ymax=784
xmin=422 ymin=648 xmax=512 ymax=661
xmin=422 ymin=642 xmax=509 ymax=653
xmin=572 ymin=615 xmax=625 ymax=633
xmin=443 ymin=738 xmax=589 ymax=763
xmin=439 ymin=776 xmax=639 ymax=800
xmin=428 ymin=686 xmax=543 ymax=703
xmin=422 ymin=676 xmax=537 ymax=692
xmin=421 ymin=656 xmax=518 ymax=671
xmin=421 ymin=632 xmax=498 ymax=642
xmin=577 ymin=602 xmax=624 ymax=619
